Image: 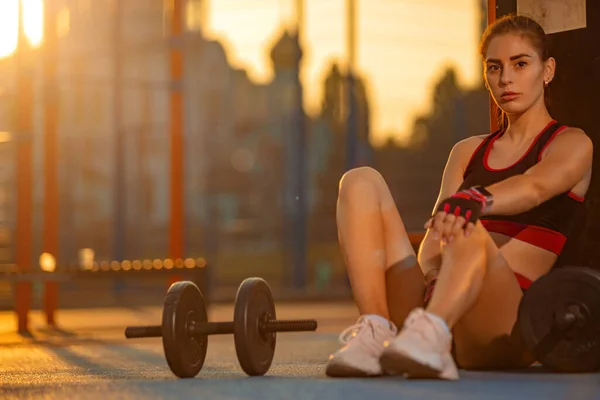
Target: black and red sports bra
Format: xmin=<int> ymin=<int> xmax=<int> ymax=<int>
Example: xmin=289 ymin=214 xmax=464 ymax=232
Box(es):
xmin=457 ymin=120 xmax=584 ymax=255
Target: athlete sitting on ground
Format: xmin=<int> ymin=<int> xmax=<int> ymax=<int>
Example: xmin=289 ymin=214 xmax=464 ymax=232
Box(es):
xmin=325 ymin=13 xmax=593 ymax=380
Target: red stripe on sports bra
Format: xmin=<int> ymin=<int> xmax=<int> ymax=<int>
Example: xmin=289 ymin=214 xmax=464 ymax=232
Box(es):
xmin=537 ymin=124 xmax=568 ymax=162
xmin=463 ymin=132 xmax=499 ymax=179
xmin=513 ymin=272 xmax=533 ymax=290
xmin=483 ymin=120 xmax=557 ymax=172
xmin=534 ymin=125 xmax=586 ymax=204
xmin=480 ymin=219 xmax=567 ymax=255
xmin=568 ymin=191 xmax=585 ymax=202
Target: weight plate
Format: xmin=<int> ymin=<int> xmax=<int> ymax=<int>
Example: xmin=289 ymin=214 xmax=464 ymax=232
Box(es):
xmin=518 ymin=266 xmax=600 ymax=372
xmin=162 ymin=281 xmax=208 ymax=378
xmin=233 ymin=277 xmax=276 ymax=376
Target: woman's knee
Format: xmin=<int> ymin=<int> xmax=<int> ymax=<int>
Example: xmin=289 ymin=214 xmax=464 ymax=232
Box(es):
xmin=417 ymin=225 xmax=489 ymax=279
xmin=441 ymin=221 xmax=490 ymax=258
xmin=338 ymin=167 xmax=385 ymax=201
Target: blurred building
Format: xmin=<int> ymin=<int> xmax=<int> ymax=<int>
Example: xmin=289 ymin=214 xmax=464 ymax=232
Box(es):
xmin=0 ymin=0 xmax=490 ymax=291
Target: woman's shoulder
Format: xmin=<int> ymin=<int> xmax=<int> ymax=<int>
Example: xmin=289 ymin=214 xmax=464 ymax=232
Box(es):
xmin=542 ymin=125 xmax=592 ymax=156
xmin=452 ymin=134 xmax=489 ymax=156
xmin=556 ymin=125 xmax=588 ymax=139
xmin=548 ymin=125 xmax=591 ymax=148
xmin=444 ymin=134 xmax=490 ymax=169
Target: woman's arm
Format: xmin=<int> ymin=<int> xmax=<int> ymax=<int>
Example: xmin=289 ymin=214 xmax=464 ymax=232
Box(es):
xmin=418 ymin=136 xmax=484 ymax=278
xmin=427 ymin=128 xmax=593 ymax=244
xmin=482 ymin=128 xmax=592 ymax=216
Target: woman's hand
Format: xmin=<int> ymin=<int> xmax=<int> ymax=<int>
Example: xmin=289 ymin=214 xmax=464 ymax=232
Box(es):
xmin=424 ymin=212 xmax=476 ymax=243
xmin=424 ymin=187 xmax=490 ymax=242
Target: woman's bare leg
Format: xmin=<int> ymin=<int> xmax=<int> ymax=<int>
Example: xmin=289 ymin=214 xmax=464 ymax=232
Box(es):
xmin=328 ymin=167 xmax=442 ymax=377
xmin=336 ymin=167 xmax=425 ymax=327
xmin=380 ymin=221 xmax=533 ymax=379
xmin=427 ymin=224 xmax=534 ymax=369
xmin=425 ymin=224 xmax=491 ymax=328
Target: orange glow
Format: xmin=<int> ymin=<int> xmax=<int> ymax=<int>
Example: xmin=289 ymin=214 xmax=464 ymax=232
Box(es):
xmin=0 ymin=0 xmax=44 ymax=59
xmin=204 ymin=0 xmax=482 ymax=145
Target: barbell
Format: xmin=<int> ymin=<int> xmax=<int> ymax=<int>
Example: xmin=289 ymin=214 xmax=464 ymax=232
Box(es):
xmin=518 ymin=265 xmax=600 ymax=372
xmin=124 ymin=277 xmax=317 ymax=377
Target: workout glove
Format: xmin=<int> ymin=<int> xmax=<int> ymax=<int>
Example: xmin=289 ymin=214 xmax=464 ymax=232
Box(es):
xmin=435 ymin=186 xmax=492 ymax=225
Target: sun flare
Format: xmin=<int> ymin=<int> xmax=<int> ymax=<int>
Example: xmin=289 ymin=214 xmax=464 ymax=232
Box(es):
xmin=0 ymin=0 xmax=44 ymax=59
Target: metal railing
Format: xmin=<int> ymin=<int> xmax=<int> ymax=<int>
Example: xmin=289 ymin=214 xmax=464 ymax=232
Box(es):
xmin=0 ymin=257 xmax=208 ymax=332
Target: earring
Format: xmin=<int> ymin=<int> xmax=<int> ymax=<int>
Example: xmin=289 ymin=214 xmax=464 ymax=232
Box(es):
xmin=544 ymin=80 xmax=549 ymax=87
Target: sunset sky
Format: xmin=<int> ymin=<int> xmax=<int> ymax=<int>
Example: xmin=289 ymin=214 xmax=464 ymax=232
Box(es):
xmin=204 ymin=0 xmax=484 ymax=145
xmin=0 ymin=0 xmax=485 ymax=145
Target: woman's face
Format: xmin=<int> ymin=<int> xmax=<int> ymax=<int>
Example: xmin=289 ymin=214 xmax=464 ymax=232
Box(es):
xmin=484 ymin=33 xmax=555 ymax=116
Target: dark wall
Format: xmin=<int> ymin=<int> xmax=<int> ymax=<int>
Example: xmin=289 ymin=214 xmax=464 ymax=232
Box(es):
xmin=495 ymin=1 xmax=600 ymax=268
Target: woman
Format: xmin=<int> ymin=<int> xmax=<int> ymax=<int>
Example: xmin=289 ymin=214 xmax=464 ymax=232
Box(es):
xmin=325 ymin=14 xmax=593 ymax=380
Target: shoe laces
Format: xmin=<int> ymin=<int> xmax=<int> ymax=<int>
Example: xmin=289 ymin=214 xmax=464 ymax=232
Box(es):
xmin=338 ymin=316 xmax=376 ymax=344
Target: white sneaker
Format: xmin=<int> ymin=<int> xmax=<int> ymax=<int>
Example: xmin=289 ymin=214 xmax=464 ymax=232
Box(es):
xmin=379 ymin=308 xmax=459 ymax=380
xmin=326 ymin=316 xmax=398 ymax=377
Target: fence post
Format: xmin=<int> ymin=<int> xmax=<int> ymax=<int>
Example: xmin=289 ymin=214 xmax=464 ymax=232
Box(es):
xmin=14 ymin=0 xmax=34 ymax=333
xmin=42 ymin=0 xmax=60 ymax=328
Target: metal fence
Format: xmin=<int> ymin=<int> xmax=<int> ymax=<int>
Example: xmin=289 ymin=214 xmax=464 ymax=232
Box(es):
xmin=0 ymin=0 xmax=490 ymax=309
